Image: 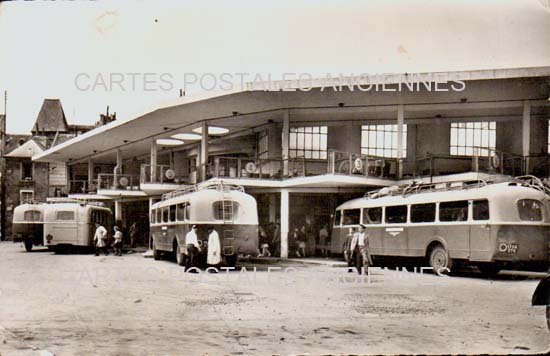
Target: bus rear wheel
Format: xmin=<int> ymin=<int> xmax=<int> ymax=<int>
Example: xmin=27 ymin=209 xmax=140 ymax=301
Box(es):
xmin=429 ymin=245 xmax=453 ymax=274
xmin=24 ymin=240 xmax=33 ymax=252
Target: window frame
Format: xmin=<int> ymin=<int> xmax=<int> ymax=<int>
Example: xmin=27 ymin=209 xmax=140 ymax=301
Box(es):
xmin=362 ymin=207 xmax=382 ymax=225
xmin=517 ymin=199 xmax=544 ymax=222
xmin=361 ymin=124 xmax=408 ymax=159
xmin=439 ymin=200 xmax=469 ymax=222
xmin=20 ymin=161 xmax=34 ymax=181
xmin=385 ymin=205 xmax=408 ymax=224
xmin=19 ymin=189 xmax=34 ymax=204
xmin=342 ymin=208 xmax=361 ymax=226
xmin=450 ymin=121 xmax=496 ymax=157
xmin=410 ymin=203 xmax=436 ymax=223
xmin=472 ymin=199 xmax=490 ymax=221
xmin=288 ymin=126 xmax=328 ymax=160
xmin=56 ymin=210 xmax=75 ymax=221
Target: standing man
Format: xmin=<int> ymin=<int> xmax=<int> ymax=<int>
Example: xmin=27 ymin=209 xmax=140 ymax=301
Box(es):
xmin=207 ymin=226 xmax=221 ymax=270
xmin=351 ymin=224 xmax=373 ymax=275
xmin=305 ymin=218 xmax=316 ymax=256
xmin=185 ymin=225 xmax=200 ymax=272
xmin=129 ymin=222 xmax=138 ymax=248
xmin=93 ymin=222 xmax=108 ymax=256
xmin=271 ymin=222 xmax=280 ymax=257
xmin=318 ymin=225 xmax=329 ymax=258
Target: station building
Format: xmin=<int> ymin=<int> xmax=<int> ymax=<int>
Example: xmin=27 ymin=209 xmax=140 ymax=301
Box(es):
xmin=33 ymin=67 xmax=550 ymax=257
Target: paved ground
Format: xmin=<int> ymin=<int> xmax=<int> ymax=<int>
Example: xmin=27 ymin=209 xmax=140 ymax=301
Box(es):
xmin=0 ymin=242 xmax=548 ymax=356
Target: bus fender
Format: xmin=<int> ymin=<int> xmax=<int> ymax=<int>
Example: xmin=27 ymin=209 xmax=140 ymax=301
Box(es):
xmin=532 ymin=275 xmax=550 ymax=306
xmin=424 ymin=237 xmax=448 ymax=257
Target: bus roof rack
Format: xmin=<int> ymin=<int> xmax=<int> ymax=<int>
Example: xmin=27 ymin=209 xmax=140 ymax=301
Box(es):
xmin=364 ymin=175 xmax=550 ymax=200
xmin=45 ymin=197 xmax=106 ymax=207
xmin=161 ymin=180 xmax=245 ymax=201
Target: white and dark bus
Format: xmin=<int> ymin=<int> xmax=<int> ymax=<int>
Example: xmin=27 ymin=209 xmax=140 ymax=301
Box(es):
xmin=150 ymin=181 xmax=259 ymax=267
xmin=43 ymin=199 xmax=113 ymax=251
xmin=13 ymin=202 xmax=46 ymax=252
xmin=331 ymin=176 xmax=550 ymax=273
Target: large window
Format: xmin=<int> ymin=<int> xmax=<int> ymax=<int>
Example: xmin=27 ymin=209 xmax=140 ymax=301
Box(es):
xmin=450 ymin=122 xmax=496 ymax=156
xmin=256 ymin=131 xmax=268 ymax=160
xmin=361 ymin=124 xmax=407 ymax=158
xmin=289 ymin=126 xmax=328 ymax=159
xmin=56 ymin=211 xmax=75 ymax=221
xmin=20 ymin=190 xmax=34 ymax=204
xmin=24 ymin=210 xmax=41 ymax=222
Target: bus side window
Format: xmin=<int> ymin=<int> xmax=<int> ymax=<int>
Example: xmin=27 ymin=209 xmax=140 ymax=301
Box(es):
xmin=411 ymin=203 xmax=436 ymax=223
xmin=162 ymin=207 xmax=169 ymax=223
xmin=151 ymin=209 xmax=156 ymax=224
xmin=473 ymin=199 xmax=490 ymax=221
xmin=334 ymin=210 xmax=342 ymax=227
xmin=440 ymin=201 xmax=468 ymax=222
xmin=386 ymin=205 xmax=407 ymax=224
xmin=156 ymin=209 xmax=161 ymax=224
xmin=185 ymin=204 xmax=190 ymax=221
xmin=169 ymin=205 xmax=176 ymax=222
xmin=176 ymin=203 xmax=186 ymax=221
xmin=343 ymin=209 xmax=360 ymax=225
xmin=362 ymin=207 xmax=382 ymax=224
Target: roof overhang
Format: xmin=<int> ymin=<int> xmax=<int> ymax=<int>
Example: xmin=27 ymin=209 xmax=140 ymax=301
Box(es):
xmin=33 ymin=67 xmax=550 ymax=164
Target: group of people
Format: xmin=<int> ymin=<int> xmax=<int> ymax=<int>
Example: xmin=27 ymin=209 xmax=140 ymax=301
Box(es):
xmin=257 ymin=218 xmax=331 ymax=258
xmin=183 ymin=224 xmax=222 ymax=272
xmin=93 ymin=222 xmax=140 ymax=257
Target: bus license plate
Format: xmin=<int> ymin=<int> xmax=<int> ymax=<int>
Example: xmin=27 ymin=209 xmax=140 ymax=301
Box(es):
xmin=498 ymin=243 xmax=518 ymax=253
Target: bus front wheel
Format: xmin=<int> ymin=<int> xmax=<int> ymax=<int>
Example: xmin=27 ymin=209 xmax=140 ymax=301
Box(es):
xmin=429 ymin=245 xmax=453 ymax=274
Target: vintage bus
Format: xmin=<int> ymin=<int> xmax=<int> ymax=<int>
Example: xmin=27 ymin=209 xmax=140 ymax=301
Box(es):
xmin=43 ymin=199 xmax=113 ymax=252
xmin=150 ymin=181 xmax=259 ymax=267
xmin=13 ymin=202 xmax=46 ymax=252
xmin=331 ymin=176 xmax=550 ymax=273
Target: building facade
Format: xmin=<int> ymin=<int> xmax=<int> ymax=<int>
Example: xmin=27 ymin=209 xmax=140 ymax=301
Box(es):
xmin=2 ymin=99 xmax=96 ymax=239
xmin=33 ymin=67 xmax=550 ymax=255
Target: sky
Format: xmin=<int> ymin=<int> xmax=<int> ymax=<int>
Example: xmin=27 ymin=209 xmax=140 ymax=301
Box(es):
xmin=0 ymin=0 xmax=549 ymax=134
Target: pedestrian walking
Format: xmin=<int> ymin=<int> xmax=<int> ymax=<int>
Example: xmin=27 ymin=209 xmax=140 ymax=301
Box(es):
xmin=207 ymin=226 xmax=221 ymax=271
xmin=295 ymin=226 xmax=306 ymax=258
xmin=185 ymin=225 xmax=200 ymax=272
xmin=129 ymin=222 xmax=138 ymax=248
xmin=350 ymin=224 xmax=373 ymax=275
xmin=93 ymin=222 xmax=108 ymax=256
xmin=113 ymin=226 xmax=123 ymax=256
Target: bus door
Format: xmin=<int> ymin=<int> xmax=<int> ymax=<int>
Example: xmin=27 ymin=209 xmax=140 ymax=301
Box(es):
xmin=52 ymin=209 xmax=79 ymax=244
xmin=469 ymin=199 xmax=492 ymax=261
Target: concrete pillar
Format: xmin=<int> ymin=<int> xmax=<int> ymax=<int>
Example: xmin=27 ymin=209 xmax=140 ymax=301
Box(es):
xmin=150 ymin=138 xmax=158 ymax=183
xmin=115 ymin=200 xmax=122 ymax=223
xmin=116 ymin=149 xmax=123 ymax=172
xmin=522 ymin=100 xmax=531 ymax=173
xmin=280 ymin=189 xmax=289 ymax=259
xmin=200 ymin=121 xmax=209 ymax=182
xmin=397 ymin=104 xmax=405 ymax=179
xmin=87 ymin=159 xmax=94 ymax=191
xmin=282 ymin=110 xmax=290 ymax=176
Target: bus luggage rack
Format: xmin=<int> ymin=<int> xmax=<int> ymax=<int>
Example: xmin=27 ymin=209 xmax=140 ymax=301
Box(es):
xmin=161 ymin=180 xmax=245 ymax=201
xmin=45 ymin=197 xmax=106 ymax=207
xmin=365 ymin=175 xmax=550 ymax=200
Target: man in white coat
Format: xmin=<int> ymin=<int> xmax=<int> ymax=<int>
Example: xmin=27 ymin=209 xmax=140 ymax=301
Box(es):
xmin=93 ymin=222 xmax=108 ymax=256
xmin=207 ymin=226 xmax=221 ymax=269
